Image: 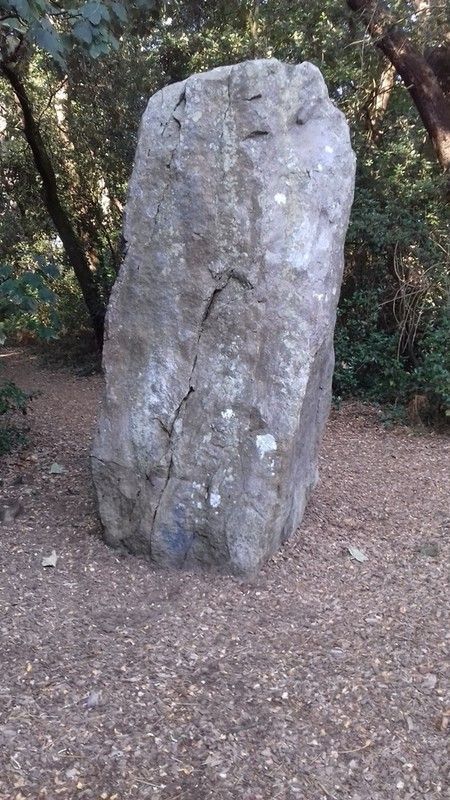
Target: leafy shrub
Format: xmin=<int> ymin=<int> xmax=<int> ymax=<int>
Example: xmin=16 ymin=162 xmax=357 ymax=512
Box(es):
xmin=0 ymin=381 xmax=32 ymax=455
xmin=411 ymin=311 xmax=450 ymax=423
xmin=0 ymin=257 xmax=60 ymax=345
xmin=334 ymin=290 xmax=450 ymax=425
xmin=334 ymin=290 xmax=411 ymax=403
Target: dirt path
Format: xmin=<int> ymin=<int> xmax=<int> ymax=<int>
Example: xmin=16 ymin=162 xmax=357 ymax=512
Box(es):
xmin=0 ymin=348 xmax=448 ymax=800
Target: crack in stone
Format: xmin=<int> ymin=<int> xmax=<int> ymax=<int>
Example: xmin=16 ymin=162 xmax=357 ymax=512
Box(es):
xmin=148 ymin=70 xmax=254 ymax=558
xmin=149 ymin=266 xmax=255 ymax=552
xmin=92 ymin=454 xmax=127 ymax=471
xmin=160 ymin=88 xmax=186 ymax=136
xmin=244 ymin=129 xmax=270 ymax=139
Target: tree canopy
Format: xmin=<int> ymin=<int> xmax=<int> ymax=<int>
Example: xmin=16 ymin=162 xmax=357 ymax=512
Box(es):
xmin=1 ymin=0 xmax=449 ymax=419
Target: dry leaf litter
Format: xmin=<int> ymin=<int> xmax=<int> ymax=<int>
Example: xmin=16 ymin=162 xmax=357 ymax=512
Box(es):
xmin=0 ymin=348 xmax=448 ymax=800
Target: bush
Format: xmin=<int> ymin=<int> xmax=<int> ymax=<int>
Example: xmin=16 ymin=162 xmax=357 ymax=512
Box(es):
xmin=334 ymin=290 xmax=449 ymax=425
xmin=411 ymin=311 xmax=450 ymax=424
xmin=0 ymin=381 xmax=32 ymax=455
xmin=334 ymin=290 xmax=411 ymax=403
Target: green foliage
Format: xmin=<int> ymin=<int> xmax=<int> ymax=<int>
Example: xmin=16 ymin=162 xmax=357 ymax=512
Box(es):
xmin=334 ymin=290 xmax=411 ymax=403
xmin=0 ymin=378 xmax=28 ymax=414
xmin=0 ymin=0 xmax=448 ymax=424
xmin=0 ymin=380 xmax=31 ymax=454
xmin=334 ymin=291 xmax=450 ymax=423
xmin=411 ymin=310 xmax=450 ymax=421
xmin=0 ymin=256 xmax=60 ymax=343
xmin=0 ymin=0 xmax=157 ymax=67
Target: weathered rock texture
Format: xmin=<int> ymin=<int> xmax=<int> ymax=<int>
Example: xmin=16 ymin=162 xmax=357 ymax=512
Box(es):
xmin=92 ymin=59 xmax=356 ymax=575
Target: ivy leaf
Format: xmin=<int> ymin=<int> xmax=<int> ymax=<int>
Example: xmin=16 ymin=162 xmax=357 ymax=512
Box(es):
xmin=19 ymin=295 xmax=38 ymax=311
xmin=35 ymin=323 xmax=57 ymax=340
xmin=3 ymin=19 xmax=27 ymax=35
xmin=0 ymin=277 xmax=24 ymax=303
xmin=99 ymin=4 xmax=110 ymax=22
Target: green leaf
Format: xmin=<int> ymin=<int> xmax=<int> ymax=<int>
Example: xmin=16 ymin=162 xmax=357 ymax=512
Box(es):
xmin=81 ymin=1 xmax=103 ymax=25
xmin=0 ymin=277 xmax=24 ymax=303
xmin=30 ymin=20 xmax=66 ymax=67
xmin=34 ymin=323 xmax=58 ymax=340
xmin=111 ymin=2 xmax=127 ymax=22
xmin=72 ymin=19 xmax=93 ymax=44
xmin=0 ymin=265 xmax=12 ymax=282
xmin=39 ymin=261 xmax=60 ymax=279
xmin=18 ymin=296 xmax=38 ymax=312
xmin=36 ymin=285 xmax=56 ymax=303
xmin=21 ymin=271 xmax=43 ymax=289
xmin=88 ymin=39 xmax=110 ymax=57
xmin=108 ymin=32 xmax=120 ymax=50
xmin=9 ymin=0 xmax=32 ymax=22
xmin=2 ymin=18 xmax=27 ymax=34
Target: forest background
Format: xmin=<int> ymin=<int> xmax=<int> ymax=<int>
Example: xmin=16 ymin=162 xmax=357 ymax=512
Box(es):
xmin=1 ymin=0 xmax=449 ymax=437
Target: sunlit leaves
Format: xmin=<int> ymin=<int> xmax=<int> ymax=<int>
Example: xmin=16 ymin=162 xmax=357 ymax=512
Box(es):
xmin=0 ymin=0 xmax=156 ymax=68
xmin=81 ymin=1 xmax=106 ymax=25
xmin=29 ymin=18 xmax=66 ymax=67
xmin=0 ymin=257 xmax=60 ymax=340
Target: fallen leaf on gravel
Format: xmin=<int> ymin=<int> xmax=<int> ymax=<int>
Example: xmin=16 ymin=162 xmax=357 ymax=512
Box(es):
xmin=437 ymin=710 xmax=449 ymax=731
xmin=0 ymin=502 xmax=23 ymax=523
xmin=49 ymin=462 xmax=65 ymax=474
xmin=204 ymin=753 xmax=222 ymax=767
xmin=65 ymin=768 xmax=78 ymax=780
xmin=85 ymin=690 xmax=102 ymax=708
xmin=178 ymin=765 xmax=194 ymax=775
xmin=347 ymin=546 xmax=368 ymax=563
xmin=421 ymin=673 xmax=437 ymax=690
xmin=42 ymin=550 xmax=58 ymax=567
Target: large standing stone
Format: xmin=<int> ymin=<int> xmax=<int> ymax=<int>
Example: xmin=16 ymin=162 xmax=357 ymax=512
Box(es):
xmin=92 ymin=59 xmax=355 ymax=575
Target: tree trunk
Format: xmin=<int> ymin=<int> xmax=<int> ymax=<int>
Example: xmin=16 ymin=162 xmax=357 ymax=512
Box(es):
xmin=0 ymin=62 xmax=106 ymax=349
xmin=347 ymin=0 xmax=450 ymax=175
xmin=367 ymin=62 xmax=396 ymax=141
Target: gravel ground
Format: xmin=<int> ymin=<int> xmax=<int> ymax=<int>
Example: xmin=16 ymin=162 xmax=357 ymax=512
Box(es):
xmin=0 ymin=347 xmax=448 ymax=800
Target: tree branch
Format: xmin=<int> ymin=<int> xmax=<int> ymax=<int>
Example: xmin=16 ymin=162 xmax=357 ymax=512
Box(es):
xmin=0 ymin=61 xmax=105 ymax=347
xmin=347 ymin=0 xmax=450 ymax=174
